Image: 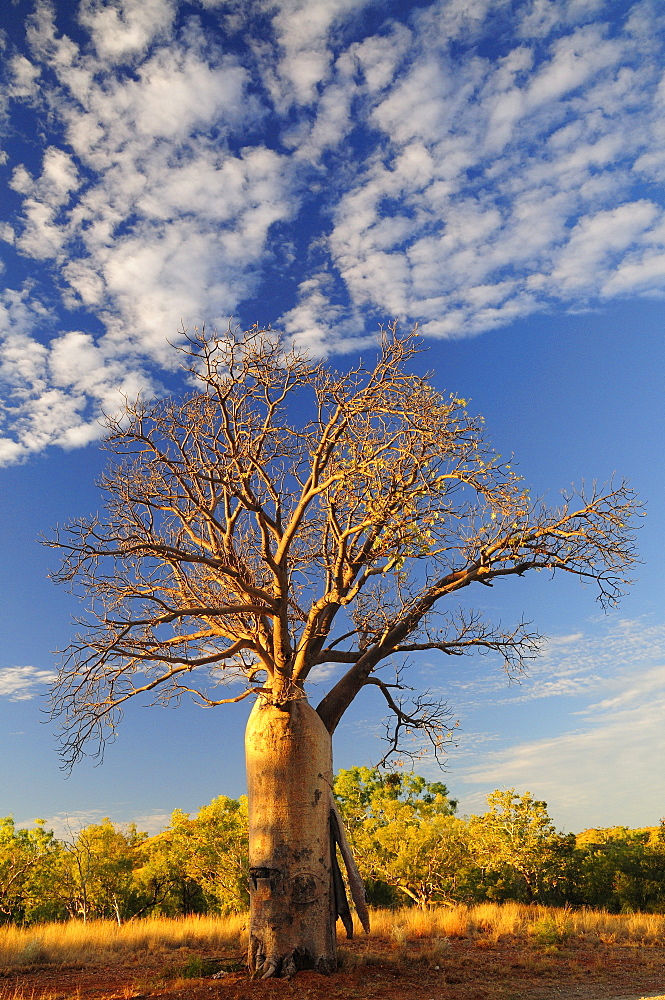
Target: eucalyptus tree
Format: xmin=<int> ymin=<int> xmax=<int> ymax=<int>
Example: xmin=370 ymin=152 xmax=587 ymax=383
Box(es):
xmin=334 ymin=767 xmax=468 ymax=907
xmin=138 ymin=796 xmax=249 ymax=916
xmin=0 ymin=817 xmax=61 ymax=924
xmin=59 ymin=819 xmax=144 ymax=923
xmin=469 ymin=790 xmax=572 ymax=903
xmin=47 ymin=325 xmax=639 ymax=976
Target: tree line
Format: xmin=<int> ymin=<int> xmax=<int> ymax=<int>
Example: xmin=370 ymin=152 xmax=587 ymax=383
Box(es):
xmin=2 ymin=768 xmax=664 ymax=925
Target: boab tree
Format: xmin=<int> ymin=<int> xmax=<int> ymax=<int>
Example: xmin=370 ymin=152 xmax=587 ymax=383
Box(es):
xmin=47 ymin=325 xmax=639 ymax=976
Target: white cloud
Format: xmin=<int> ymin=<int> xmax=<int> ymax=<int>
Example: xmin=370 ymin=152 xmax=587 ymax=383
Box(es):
xmin=11 ymin=147 xmax=80 ymax=260
xmin=0 ymin=282 xmax=159 ymax=460
xmin=280 ymin=272 xmax=370 ymax=355
xmin=444 ymin=618 xmax=665 ymax=829
xmin=550 ymin=201 xmax=661 ymax=293
xmin=0 ymin=665 xmax=56 ymax=701
xmin=15 ymin=810 xmax=107 ymax=838
xmin=343 ymin=22 xmax=412 ymax=95
xmin=583 ymin=662 xmax=665 ymax=713
xmin=301 ymin=2 xmax=665 ymax=338
xmin=524 ymin=25 xmax=622 ymax=109
xmin=413 ymin=0 xmax=512 ymax=47
xmin=7 ymin=54 xmax=41 ymax=98
xmin=446 ymin=618 xmax=665 ymax=709
xmin=21 ymin=808 xmax=175 ymax=840
xmin=3 ymin=0 xmax=665 ymax=458
xmin=0 ymin=329 xmax=48 ymax=398
xmin=265 ymin=0 xmax=380 ymax=106
xmin=603 ymin=251 xmax=665 ymax=295
xmin=456 ymin=689 xmax=665 ymax=830
xmin=78 ymin=0 xmax=177 ymax=63
xmin=2 ymin=4 xmax=302 ymax=459
xmin=292 ymin=81 xmax=355 ymax=163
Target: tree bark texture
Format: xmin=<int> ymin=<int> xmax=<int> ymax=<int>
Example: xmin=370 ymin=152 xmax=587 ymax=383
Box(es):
xmin=245 ymin=697 xmax=338 ymax=977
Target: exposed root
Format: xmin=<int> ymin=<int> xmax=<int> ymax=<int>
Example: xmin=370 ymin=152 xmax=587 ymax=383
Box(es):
xmin=251 ymin=949 xmax=312 ymax=979
xmin=331 ymin=844 xmax=353 ymax=940
xmin=260 ymin=959 xmax=279 ymax=980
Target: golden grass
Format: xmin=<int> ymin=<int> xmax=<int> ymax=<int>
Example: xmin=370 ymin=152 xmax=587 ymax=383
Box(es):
xmin=1 ymin=903 xmax=663 ymax=975
xmin=0 ymin=914 xmax=247 ymax=970
xmin=361 ymin=903 xmax=665 ymax=947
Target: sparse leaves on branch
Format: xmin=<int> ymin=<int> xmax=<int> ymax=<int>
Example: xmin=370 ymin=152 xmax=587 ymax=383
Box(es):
xmin=45 ymin=324 xmax=641 ymax=767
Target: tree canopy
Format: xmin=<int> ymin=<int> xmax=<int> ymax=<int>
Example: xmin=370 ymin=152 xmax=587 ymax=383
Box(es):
xmin=46 ymin=324 xmax=640 ymax=768
xmin=334 ymin=766 xmax=465 ymax=907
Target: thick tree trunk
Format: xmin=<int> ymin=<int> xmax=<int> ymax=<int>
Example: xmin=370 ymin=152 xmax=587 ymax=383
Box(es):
xmin=245 ymin=696 xmax=338 ymax=978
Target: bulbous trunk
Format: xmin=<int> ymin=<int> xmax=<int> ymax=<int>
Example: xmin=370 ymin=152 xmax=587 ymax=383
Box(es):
xmin=245 ymin=696 xmax=337 ymax=977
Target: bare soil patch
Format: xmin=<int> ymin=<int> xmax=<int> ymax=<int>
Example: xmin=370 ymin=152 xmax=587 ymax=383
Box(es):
xmin=2 ymin=933 xmax=665 ymax=1000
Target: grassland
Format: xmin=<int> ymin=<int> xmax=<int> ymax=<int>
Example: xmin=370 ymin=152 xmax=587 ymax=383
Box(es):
xmin=0 ymin=904 xmax=664 ymax=1000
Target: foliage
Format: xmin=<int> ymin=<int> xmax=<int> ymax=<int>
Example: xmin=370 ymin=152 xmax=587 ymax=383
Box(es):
xmin=0 ymin=817 xmax=63 ymax=924
xmin=468 ymin=790 xmax=574 ymax=904
xmin=0 ymin=796 xmax=248 ymax=926
xmin=334 ymin=767 xmax=472 ymax=907
xmin=55 ymin=819 xmax=146 ymax=923
xmin=136 ymin=796 xmax=249 ymax=916
xmin=3 ymin=783 xmax=665 ymax=923
xmin=570 ymin=824 xmax=665 ymax=913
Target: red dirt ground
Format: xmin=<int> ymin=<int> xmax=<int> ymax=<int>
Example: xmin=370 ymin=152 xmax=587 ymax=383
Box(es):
xmin=3 ymin=934 xmax=665 ymax=1000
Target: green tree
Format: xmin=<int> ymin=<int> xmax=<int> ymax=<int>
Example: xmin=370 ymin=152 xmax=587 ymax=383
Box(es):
xmin=334 ymin=767 xmax=472 ymax=907
xmin=134 ymin=830 xmax=205 ymax=918
xmin=58 ymin=820 xmax=145 ymax=923
xmin=469 ymin=790 xmax=573 ymax=903
xmin=572 ymin=826 xmax=665 ymax=912
xmin=47 ymin=326 xmax=640 ymax=975
xmin=137 ymin=796 xmax=249 ymax=916
xmin=0 ymin=817 xmax=63 ymax=924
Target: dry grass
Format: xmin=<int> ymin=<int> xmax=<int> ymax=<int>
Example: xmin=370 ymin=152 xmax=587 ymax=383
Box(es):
xmin=0 ymin=903 xmax=664 ymax=978
xmin=0 ymin=985 xmax=84 ymax=1000
xmin=361 ymin=903 xmax=665 ymax=949
xmin=2 ymin=906 xmax=665 ymax=1000
xmin=0 ymin=914 xmax=247 ymax=971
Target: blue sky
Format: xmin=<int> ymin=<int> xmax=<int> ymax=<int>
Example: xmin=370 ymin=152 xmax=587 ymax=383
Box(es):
xmin=0 ymin=0 xmax=663 ymax=838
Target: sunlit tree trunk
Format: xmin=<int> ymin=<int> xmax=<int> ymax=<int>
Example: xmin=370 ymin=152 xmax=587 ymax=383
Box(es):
xmin=245 ymin=698 xmax=337 ymax=977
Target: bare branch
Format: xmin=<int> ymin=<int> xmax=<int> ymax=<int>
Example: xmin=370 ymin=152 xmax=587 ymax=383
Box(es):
xmin=45 ymin=323 xmax=641 ymax=767
xmin=362 ymin=675 xmax=456 ymax=768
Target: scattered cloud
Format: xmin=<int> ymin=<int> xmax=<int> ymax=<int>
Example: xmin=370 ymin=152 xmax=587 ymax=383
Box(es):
xmin=427 ymin=617 xmax=665 ymax=710
xmin=456 ymin=686 xmax=665 ymax=830
xmin=440 ymin=617 xmax=665 ymax=829
xmin=16 ymin=807 xmax=183 ymax=840
xmin=22 ymin=809 xmax=108 ymax=838
xmin=2 ymin=0 xmax=665 ymax=458
xmin=0 ymin=665 xmax=56 ymax=700
xmin=260 ymin=0 xmax=381 ymax=107
xmin=78 ymin=0 xmax=177 ymax=63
